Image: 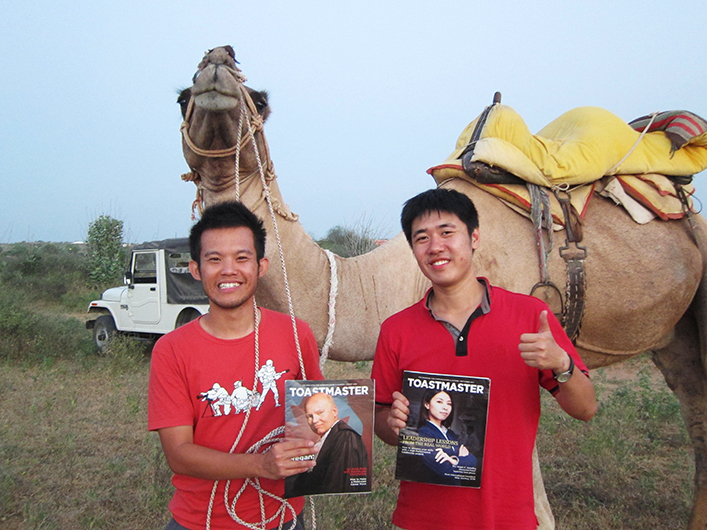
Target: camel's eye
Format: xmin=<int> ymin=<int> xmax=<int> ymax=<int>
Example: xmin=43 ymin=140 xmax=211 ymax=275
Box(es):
xmin=250 ymin=91 xmax=270 ymax=120
xmin=177 ymin=89 xmax=191 ymax=118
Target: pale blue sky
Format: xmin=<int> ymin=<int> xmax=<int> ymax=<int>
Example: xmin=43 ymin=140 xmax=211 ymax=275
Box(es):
xmin=1 ymin=1 xmax=705 ymax=243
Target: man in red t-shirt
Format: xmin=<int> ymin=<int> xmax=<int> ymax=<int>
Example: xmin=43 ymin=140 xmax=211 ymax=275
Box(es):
xmin=372 ymin=188 xmax=597 ymax=530
xmin=148 ymin=201 xmax=322 ymax=530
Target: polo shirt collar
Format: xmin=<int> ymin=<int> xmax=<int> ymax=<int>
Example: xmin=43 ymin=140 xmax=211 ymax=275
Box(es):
xmin=425 ymin=278 xmax=492 ymax=357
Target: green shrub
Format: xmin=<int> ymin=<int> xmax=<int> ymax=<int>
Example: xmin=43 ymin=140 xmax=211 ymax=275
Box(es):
xmin=60 ymin=288 xmax=102 ymax=313
xmin=0 ymin=242 xmax=91 ymax=305
xmin=87 ymin=215 xmax=126 ymax=287
xmin=0 ymin=291 xmax=94 ymax=363
xmin=101 ymin=335 xmax=152 ymax=372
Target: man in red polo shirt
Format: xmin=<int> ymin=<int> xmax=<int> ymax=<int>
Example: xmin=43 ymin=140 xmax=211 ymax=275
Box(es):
xmin=372 ymin=188 xmax=596 ymax=530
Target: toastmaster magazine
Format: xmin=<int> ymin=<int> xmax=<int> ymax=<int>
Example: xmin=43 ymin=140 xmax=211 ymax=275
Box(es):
xmin=396 ymin=370 xmax=490 ymax=487
xmin=283 ymin=379 xmax=374 ymax=497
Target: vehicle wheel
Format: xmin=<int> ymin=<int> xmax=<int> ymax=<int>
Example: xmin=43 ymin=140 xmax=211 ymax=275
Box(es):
xmin=176 ymin=309 xmax=201 ymax=328
xmin=93 ymin=315 xmax=117 ymax=354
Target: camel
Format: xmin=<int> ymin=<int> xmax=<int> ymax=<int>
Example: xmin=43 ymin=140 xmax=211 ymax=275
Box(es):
xmin=178 ymin=46 xmax=707 ymax=530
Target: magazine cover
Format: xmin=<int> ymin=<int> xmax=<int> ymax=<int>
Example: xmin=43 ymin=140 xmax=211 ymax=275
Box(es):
xmin=395 ymin=370 xmax=490 ymax=488
xmin=283 ymin=379 xmax=374 ymax=498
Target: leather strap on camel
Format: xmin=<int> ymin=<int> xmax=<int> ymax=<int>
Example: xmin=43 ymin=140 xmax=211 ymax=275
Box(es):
xmin=553 ymin=187 xmax=587 ymax=343
xmin=525 ymin=182 xmax=586 ymax=343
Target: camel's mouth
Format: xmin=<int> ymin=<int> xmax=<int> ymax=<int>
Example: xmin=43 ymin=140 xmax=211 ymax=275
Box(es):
xmin=193 ymin=91 xmax=240 ymax=111
xmin=191 ymin=61 xmax=244 ymax=111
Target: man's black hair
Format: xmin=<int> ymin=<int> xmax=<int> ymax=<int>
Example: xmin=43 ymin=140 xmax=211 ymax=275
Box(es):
xmin=189 ymin=201 xmax=267 ymax=263
xmin=401 ymin=188 xmax=479 ymax=246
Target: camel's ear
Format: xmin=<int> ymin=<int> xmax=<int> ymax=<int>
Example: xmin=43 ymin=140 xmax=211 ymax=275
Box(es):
xmin=189 ymin=260 xmax=202 ymax=281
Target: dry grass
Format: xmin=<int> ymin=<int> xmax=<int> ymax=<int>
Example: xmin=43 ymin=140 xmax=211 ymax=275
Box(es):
xmin=0 ymin=353 xmax=693 ymax=530
xmin=0 ymin=348 xmax=171 ymax=530
xmin=538 ymin=355 xmax=693 ymax=529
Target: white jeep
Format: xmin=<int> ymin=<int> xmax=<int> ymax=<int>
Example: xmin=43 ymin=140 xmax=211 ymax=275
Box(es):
xmin=85 ymin=238 xmax=209 ymax=352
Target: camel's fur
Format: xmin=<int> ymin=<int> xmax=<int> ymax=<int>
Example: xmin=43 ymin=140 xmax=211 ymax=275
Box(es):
xmin=179 ymin=47 xmax=707 ymax=530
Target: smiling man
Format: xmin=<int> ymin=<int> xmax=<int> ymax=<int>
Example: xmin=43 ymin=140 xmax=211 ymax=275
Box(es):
xmin=148 ymin=201 xmax=323 ymax=530
xmin=372 ymin=188 xmax=596 ymax=530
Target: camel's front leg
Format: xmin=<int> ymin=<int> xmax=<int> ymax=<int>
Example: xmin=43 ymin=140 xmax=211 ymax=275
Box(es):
xmin=652 ymin=311 xmax=707 ymax=530
xmin=533 ymin=443 xmax=555 ymax=530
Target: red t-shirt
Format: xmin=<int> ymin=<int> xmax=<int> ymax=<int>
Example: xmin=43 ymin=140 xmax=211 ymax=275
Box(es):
xmin=148 ymin=308 xmax=323 ymax=530
xmin=372 ymin=282 xmax=588 ymax=530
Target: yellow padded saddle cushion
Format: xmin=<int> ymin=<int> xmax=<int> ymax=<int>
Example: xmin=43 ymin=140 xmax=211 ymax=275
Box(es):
xmin=432 ymin=105 xmax=707 ymax=188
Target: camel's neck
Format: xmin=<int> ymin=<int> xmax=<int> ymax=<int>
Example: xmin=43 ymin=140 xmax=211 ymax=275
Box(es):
xmin=236 ymin=170 xmax=428 ymax=361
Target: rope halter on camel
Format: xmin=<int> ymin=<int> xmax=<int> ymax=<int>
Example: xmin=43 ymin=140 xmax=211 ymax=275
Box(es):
xmin=183 ymin=61 xmax=336 ymax=530
xmin=179 ymin=59 xmax=294 ymax=221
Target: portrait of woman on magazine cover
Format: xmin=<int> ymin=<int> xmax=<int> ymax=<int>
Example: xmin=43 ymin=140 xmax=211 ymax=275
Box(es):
xmin=416 ymin=389 xmax=478 ymax=485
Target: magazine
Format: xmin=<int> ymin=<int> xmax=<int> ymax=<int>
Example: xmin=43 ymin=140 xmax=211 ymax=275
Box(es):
xmin=395 ymin=370 xmax=490 ymax=488
xmin=283 ymin=379 xmax=374 ymax=498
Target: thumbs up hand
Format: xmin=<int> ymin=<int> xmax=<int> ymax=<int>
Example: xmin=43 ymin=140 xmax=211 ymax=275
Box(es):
xmin=519 ymin=310 xmax=570 ymax=372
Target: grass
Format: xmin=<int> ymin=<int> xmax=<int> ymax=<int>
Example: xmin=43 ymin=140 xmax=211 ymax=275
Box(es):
xmin=538 ymin=357 xmax=692 ymax=529
xmin=0 ymin=353 xmax=694 ymax=530
xmin=0 ymin=294 xmax=95 ymax=366
xmin=0 ymin=354 xmax=169 ymax=530
xmin=0 ymin=241 xmax=694 ymax=529
xmin=0 ymin=242 xmax=108 ymax=366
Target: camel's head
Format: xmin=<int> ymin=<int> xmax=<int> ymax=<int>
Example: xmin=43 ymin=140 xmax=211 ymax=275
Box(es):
xmin=179 ymin=46 xmax=272 ymax=210
xmin=178 ymin=46 xmax=270 ymax=121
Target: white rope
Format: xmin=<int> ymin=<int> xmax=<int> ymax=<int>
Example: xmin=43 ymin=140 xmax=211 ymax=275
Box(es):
xmin=234 ymin=102 xmax=245 ymax=201
xmin=606 ymin=111 xmax=659 ymax=175
xmin=207 ymin=300 xmax=266 ymax=529
xmin=202 ymin=79 xmax=310 ymax=530
xmin=240 ymin=82 xmax=317 ymax=529
xmin=241 ymin=83 xmax=323 ymax=530
xmin=319 ymin=250 xmax=338 ymax=368
xmin=240 ymin=84 xmax=307 ymax=381
xmin=224 ymin=427 xmax=298 ymax=530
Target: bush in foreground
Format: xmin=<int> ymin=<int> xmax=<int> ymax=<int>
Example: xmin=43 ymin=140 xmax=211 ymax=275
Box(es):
xmin=0 ymin=289 xmax=94 ymax=363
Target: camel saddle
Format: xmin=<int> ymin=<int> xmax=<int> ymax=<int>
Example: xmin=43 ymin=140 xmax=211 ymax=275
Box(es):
xmin=428 ymin=104 xmax=706 ymax=229
xmin=428 ymin=100 xmax=707 ymax=341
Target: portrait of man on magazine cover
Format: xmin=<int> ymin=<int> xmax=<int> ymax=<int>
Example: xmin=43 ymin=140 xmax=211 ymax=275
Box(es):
xmin=284 ymin=380 xmax=373 ymax=497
